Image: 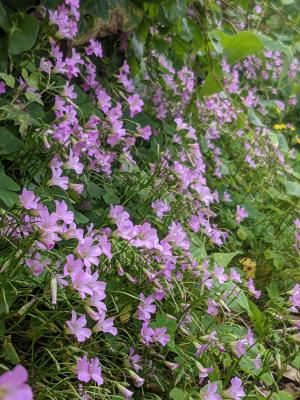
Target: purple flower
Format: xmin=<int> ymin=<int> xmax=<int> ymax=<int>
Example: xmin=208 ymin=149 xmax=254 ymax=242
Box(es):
xmin=66 ymin=310 xmax=92 ymax=342
xmin=0 ymin=364 xmax=33 ymax=400
xmin=202 ymin=381 xmax=222 ymax=400
xmin=236 ymin=206 xmax=248 ymax=224
xmin=76 ymin=355 xmax=103 ymax=385
xmin=129 ymin=347 xmax=142 ymax=372
xmin=225 ymin=377 xmax=245 ymax=399
xmin=207 ymin=298 xmax=219 ymax=316
xmin=85 ymin=39 xmax=103 ymax=58
xmin=232 ymin=339 xmax=247 ymax=358
xmin=0 ymin=81 xmax=6 ymax=94
xmin=289 ymin=284 xmax=300 ymax=308
xmin=140 ymin=323 xmax=154 ymax=345
xmin=127 ymin=94 xmax=144 ymax=117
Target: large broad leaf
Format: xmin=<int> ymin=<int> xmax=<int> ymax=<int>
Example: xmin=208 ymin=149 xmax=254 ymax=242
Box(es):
xmin=162 ymin=0 xmax=187 ymax=23
xmin=0 ymin=127 xmax=23 ymax=155
xmin=258 ymin=33 xmax=292 ymax=58
xmin=213 ymin=251 xmax=242 ymax=267
xmin=284 ymin=180 xmax=300 ymax=198
xmin=8 ymin=14 xmax=40 ymax=54
xmin=218 ymin=31 xmax=264 ymax=64
xmin=0 ymin=2 xmax=9 ymax=32
xmin=200 ymin=69 xmax=223 ymax=97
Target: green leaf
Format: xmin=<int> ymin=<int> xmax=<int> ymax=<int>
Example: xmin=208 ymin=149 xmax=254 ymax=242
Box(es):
xmin=200 ymin=69 xmax=223 ymax=97
xmin=0 ymin=172 xmax=20 ymax=207
xmin=2 ymin=337 xmax=20 ymax=364
xmin=0 ymin=2 xmax=9 ymax=33
xmin=162 ymin=0 xmax=187 ymax=23
xmin=260 ymin=372 xmax=274 ymax=385
xmin=213 ymin=251 xmax=242 ymax=267
xmin=0 ymin=41 xmax=8 ymax=72
xmin=74 ymin=210 xmax=89 ymax=225
xmin=169 ymin=388 xmax=186 ymax=400
xmin=258 ymin=34 xmax=292 ymax=57
xmin=0 ymin=127 xmax=23 ymax=154
xmin=0 ymin=173 xmax=20 ymax=191
xmin=0 ymin=189 xmax=18 ymax=207
xmin=218 ymin=31 xmax=264 ymax=64
xmin=0 ymin=72 xmax=15 ymax=88
xmin=25 ymin=92 xmax=44 ymax=105
xmin=272 ymin=392 xmax=293 ymax=400
xmin=8 ymin=14 xmax=40 ymax=54
xmin=284 ymin=180 xmax=300 ymax=198
xmin=189 ymin=233 xmax=207 ymax=260
xmin=248 ymin=301 xmax=267 ymax=336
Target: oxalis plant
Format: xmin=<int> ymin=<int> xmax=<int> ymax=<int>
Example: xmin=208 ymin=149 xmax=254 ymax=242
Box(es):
xmin=0 ymin=0 xmax=299 ymax=399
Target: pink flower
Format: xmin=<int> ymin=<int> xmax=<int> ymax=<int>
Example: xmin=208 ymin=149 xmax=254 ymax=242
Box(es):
xmin=117 ymin=384 xmax=134 ymax=399
xmin=230 ymin=268 xmax=242 ymax=283
xmin=48 ymin=167 xmax=69 ymax=190
xmin=76 ymin=355 xmax=103 ymax=385
xmin=71 ymin=269 xmax=94 ymax=298
xmin=19 ymin=189 xmax=40 ymax=210
xmin=66 ymin=310 xmax=92 ymax=342
xmin=0 ymin=364 xmax=33 ymax=400
xmin=225 ymin=377 xmax=245 ymax=399
xmin=64 ymin=149 xmax=84 ymax=174
xmin=128 ymin=370 xmax=144 ymax=387
xmin=54 ymin=200 xmax=74 ymax=224
xmin=137 ymin=293 xmax=156 ymax=322
xmin=202 ymin=381 xmax=222 ymax=400
xmin=236 ymin=206 xmax=248 ymax=224
xmin=247 ymin=278 xmax=261 ymax=299
xmin=151 ymin=200 xmax=170 ymax=219
xmin=94 ymin=314 xmax=118 ymax=336
xmin=127 ymin=94 xmax=144 ymax=117
xmin=76 ymin=237 xmax=101 ymax=267
xmin=164 ymin=221 xmax=190 ymax=250
xmin=153 ymin=327 xmax=170 ymax=346
xmin=214 ymin=266 xmax=228 ymax=284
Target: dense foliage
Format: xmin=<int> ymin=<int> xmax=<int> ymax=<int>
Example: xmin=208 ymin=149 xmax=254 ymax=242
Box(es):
xmin=0 ymin=0 xmax=300 ymax=399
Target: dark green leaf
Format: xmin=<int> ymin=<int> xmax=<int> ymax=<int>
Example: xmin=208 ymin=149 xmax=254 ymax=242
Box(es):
xmin=8 ymin=14 xmax=40 ymax=54
xmin=0 ymin=127 xmax=23 ymax=154
xmin=0 ymin=2 xmax=9 ymax=32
